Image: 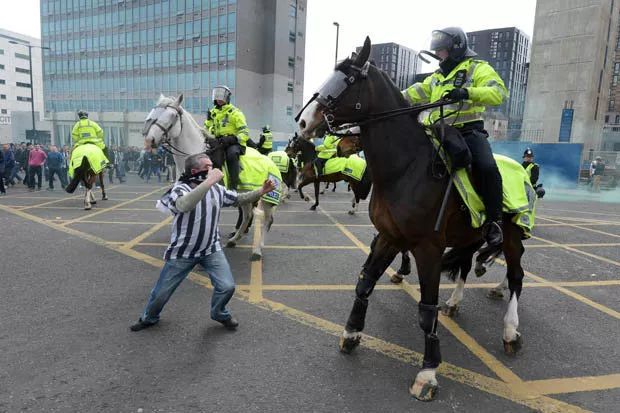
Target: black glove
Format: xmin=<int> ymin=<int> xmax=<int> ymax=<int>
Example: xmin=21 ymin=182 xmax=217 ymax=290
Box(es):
xmin=444 ymin=88 xmax=469 ymax=101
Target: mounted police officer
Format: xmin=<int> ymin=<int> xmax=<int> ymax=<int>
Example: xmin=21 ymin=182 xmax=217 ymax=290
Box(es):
xmin=204 ymin=85 xmax=249 ymax=190
xmin=403 ymin=27 xmax=508 ymax=247
xmin=258 ymin=125 xmax=273 ymax=155
xmin=314 ymin=133 xmax=340 ymax=175
xmin=71 ymin=110 xmax=108 ymax=160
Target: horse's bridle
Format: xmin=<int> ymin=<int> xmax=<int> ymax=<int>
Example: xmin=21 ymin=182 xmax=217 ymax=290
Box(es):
xmin=143 ymin=105 xmax=190 ymax=156
xmin=297 ymin=60 xmax=460 ymax=136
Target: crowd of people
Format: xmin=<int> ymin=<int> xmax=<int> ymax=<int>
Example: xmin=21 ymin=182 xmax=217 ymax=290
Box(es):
xmin=0 ymin=143 xmax=179 ymax=196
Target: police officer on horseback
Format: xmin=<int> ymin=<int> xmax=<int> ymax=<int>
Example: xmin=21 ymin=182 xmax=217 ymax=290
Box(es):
xmin=403 ymin=27 xmax=508 ymax=247
xmin=204 ymin=85 xmax=249 ymax=190
xmin=71 ymin=110 xmax=109 ymax=160
xmin=314 ymin=133 xmax=340 ymax=175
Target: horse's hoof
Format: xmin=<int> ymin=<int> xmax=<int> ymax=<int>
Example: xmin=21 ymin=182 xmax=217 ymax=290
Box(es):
xmin=304 ymin=196 xmax=310 ymax=202
xmin=410 ymin=371 xmax=439 ymax=402
xmin=474 ymin=262 xmax=486 ymax=277
xmin=84 ymin=205 xmax=92 ymax=211
xmin=102 ymin=196 xmax=108 ymax=200
xmin=503 ymin=333 xmax=522 ymax=355
xmin=339 ymin=331 xmax=361 ymax=354
xmin=389 ymin=273 xmax=404 ymax=284
xmin=310 ymin=205 xmax=317 ymax=211
xmin=90 ymin=200 xmax=97 ymax=205
xmin=250 ymin=253 xmax=261 ymax=261
xmin=226 ymin=241 xmax=237 ymax=248
xmin=319 ymin=190 xmax=325 ymax=195
xmin=487 ymin=289 xmax=505 ymax=300
xmin=347 ymin=210 xmax=355 ymax=215
xmin=441 ymin=304 xmax=459 ymax=317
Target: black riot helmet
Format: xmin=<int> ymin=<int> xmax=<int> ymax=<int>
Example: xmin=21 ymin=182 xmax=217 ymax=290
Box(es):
xmin=430 ymin=27 xmax=477 ymax=61
xmin=77 ymin=110 xmax=89 ymax=119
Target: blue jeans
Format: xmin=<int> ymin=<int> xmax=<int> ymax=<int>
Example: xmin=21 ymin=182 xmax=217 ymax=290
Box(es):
xmin=140 ymin=250 xmax=236 ymax=325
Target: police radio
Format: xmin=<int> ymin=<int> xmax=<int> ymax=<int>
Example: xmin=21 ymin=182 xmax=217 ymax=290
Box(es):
xmin=453 ymin=70 xmax=467 ymax=88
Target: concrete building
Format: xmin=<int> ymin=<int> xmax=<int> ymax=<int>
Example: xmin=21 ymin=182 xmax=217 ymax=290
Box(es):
xmin=359 ymin=42 xmax=422 ymax=90
xmin=468 ymin=27 xmax=530 ymax=140
xmin=41 ymin=0 xmax=306 ymax=147
xmin=522 ymin=0 xmax=620 ymax=152
xmin=0 ymin=28 xmax=51 ymax=144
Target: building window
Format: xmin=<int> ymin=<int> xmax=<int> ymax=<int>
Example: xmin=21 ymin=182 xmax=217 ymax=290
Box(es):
xmin=609 ymin=100 xmax=615 ymax=111
xmin=0 ymin=64 xmax=4 ymax=70
xmin=0 ymin=109 xmax=6 ymax=114
xmin=289 ymin=4 xmax=297 ymax=17
xmin=17 ymin=82 xmax=31 ymax=88
xmin=15 ymin=52 xmax=30 ymax=60
xmin=16 ymin=67 xmax=31 ymax=74
xmin=17 ymin=96 xmax=32 ymax=102
xmin=0 ymin=49 xmax=3 ymax=55
xmin=289 ymin=31 xmax=296 ymax=42
xmin=616 ymin=115 xmax=620 ymax=124
xmin=0 ymin=79 xmax=5 ymax=85
xmin=0 ymin=95 xmax=5 ymax=99
xmin=287 ymin=81 xmax=294 ymax=92
xmin=286 ymin=106 xmax=293 ymax=116
xmin=288 ymin=56 xmax=295 ymax=68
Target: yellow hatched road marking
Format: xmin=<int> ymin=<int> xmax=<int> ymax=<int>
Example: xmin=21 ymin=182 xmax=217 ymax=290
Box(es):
xmin=524 ymin=374 xmax=620 ymax=395
xmin=0 ymin=202 xmax=605 ymax=411
xmin=249 ymin=222 xmax=263 ymax=303
xmin=59 ymin=187 xmax=165 ymax=226
xmin=538 ymin=216 xmax=620 ymax=240
xmin=121 ymin=216 xmax=173 ymax=250
xmin=531 ymin=235 xmax=620 ymax=267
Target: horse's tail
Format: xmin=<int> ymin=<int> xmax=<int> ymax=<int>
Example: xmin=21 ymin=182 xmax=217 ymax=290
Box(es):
xmin=440 ymin=240 xmax=484 ymax=281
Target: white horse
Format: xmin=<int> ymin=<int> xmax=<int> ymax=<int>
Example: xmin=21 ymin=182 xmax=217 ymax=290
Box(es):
xmin=142 ymin=94 xmax=277 ymax=261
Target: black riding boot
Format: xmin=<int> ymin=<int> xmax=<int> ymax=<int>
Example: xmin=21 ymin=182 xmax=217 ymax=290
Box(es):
xmin=225 ymin=145 xmax=241 ymax=190
xmin=460 ymin=124 xmax=503 ymax=246
xmin=313 ymin=158 xmax=327 ymax=176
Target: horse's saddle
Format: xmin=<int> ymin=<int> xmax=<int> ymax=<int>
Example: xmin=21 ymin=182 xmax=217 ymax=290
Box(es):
xmin=427 ymin=131 xmax=536 ymax=237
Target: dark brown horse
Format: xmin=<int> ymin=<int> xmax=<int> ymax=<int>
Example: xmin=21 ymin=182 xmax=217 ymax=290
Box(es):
xmin=285 ymin=134 xmax=371 ymax=214
xmin=297 ymin=37 xmax=526 ymax=401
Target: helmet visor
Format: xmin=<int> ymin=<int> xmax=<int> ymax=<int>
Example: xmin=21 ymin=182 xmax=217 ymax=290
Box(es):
xmin=212 ymin=87 xmax=230 ymax=102
xmin=430 ymin=30 xmax=454 ymax=51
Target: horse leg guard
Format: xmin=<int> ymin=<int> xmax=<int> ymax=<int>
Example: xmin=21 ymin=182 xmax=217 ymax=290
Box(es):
xmin=340 ymin=273 xmax=376 ymax=354
xmin=419 ymin=303 xmax=441 ymax=369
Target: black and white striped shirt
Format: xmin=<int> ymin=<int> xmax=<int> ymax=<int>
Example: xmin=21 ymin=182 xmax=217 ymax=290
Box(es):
xmin=159 ymin=182 xmax=238 ymax=260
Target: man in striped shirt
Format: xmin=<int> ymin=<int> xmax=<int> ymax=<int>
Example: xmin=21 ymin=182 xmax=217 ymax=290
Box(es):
xmin=130 ymin=153 xmax=275 ymax=332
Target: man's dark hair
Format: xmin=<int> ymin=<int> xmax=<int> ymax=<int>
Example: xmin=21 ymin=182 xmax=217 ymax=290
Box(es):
xmin=184 ymin=153 xmax=210 ymax=175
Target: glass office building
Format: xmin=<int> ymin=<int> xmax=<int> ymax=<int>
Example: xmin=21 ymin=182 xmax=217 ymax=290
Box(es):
xmin=41 ymin=0 xmax=306 ymax=146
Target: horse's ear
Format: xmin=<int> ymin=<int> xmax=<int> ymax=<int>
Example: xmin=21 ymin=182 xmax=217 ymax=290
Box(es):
xmin=175 ymin=94 xmax=184 ymax=107
xmin=354 ymin=37 xmax=371 ymax=67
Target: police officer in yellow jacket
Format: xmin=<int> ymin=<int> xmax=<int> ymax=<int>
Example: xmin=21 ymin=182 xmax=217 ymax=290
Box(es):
xmin=403 ymin=27 xmax=508 ymax=247
xmin=522 ymin=148 xmax=539 ymax=186
xmin=204 ymin=85 xmax=249 ymax=190
xmin=314 ymin=134 xmax=340 ymax=175
xmin=71 ymin=110 xmax=109 ymax=160
xmin=258 ymin=125 xmax=273 ymax=155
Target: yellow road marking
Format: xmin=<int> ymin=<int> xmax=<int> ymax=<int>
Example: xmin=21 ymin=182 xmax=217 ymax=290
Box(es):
xmin=532 ymin=236 xmax=620 ymax=267
xmin=0 ymin=203 xmax=603 ymax=411
xmin=60 ymin=187 xmax=164 ymax=226
xmin=538 ymin=207 xmax=620 ymax=219
xmin=121 ymin=216 xmax=173 ymax=250
xmin=0 ymin=206 xmax=159 ymax=211
xmin=524 ymin=373 xmax=620 ymax=395
xmin=538 ymin=216 xmax=620 ymax=240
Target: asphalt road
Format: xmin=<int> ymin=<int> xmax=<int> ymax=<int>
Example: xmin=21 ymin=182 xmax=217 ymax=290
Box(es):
xmin=0 ymin=175 xmax=618 ymax=412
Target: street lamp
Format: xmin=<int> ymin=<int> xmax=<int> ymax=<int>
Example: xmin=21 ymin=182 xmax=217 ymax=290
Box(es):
xmin=333 ymin=22 xmax=340 ymax=68
xmin=9 ymin=40 xmax=51 ymax=144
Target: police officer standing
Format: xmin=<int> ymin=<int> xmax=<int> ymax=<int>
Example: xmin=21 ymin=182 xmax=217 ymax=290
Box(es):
xmin=522 ymin=148 xmax=539 ymax=186
xmin=204 ymin=85 xmax=249 ymax=190
xmin=590 ymin=156 xmax=606 ymax=193
xmin=403 ymin=27 xmax=508 ymax=247
xmin=258 ymin=125 xmax=273 ymax=155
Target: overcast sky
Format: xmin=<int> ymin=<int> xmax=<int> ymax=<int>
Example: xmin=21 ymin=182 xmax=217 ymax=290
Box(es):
xmin=0 ymin=0 xmax=537 ymax=102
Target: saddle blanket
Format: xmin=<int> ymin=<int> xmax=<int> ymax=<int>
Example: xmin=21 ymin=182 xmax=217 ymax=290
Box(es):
xmin=323 ymin=154 xmax=367 ymax=181
xmin=225 ymin=146 xmax=283 ymax=205
xmin=69 ymin=143 xmax=108 ymax=178
xmin=267 ymin=151 xmax=290 ymax=173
